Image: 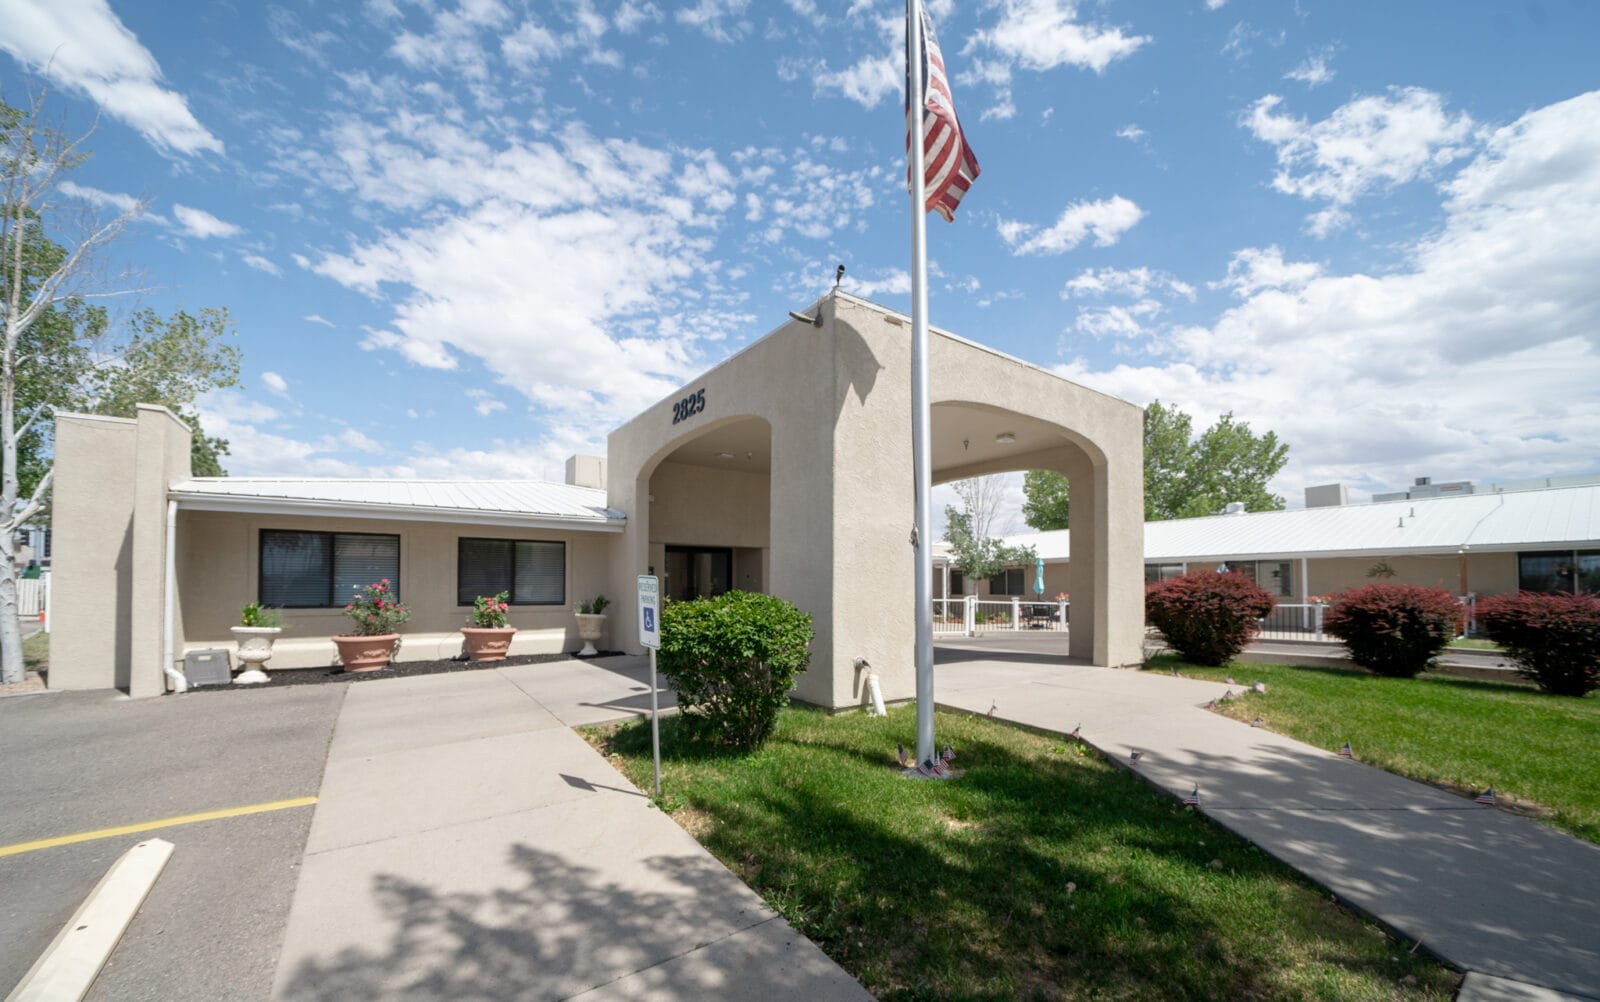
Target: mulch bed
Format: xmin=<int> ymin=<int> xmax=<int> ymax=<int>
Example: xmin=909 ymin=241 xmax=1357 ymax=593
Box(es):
xmin=180 ymin=650 xmax=629 ymax=694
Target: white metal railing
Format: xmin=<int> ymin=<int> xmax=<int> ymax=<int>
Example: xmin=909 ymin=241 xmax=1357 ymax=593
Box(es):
xmin=17 ymin=576 xmax=47 ymax=617
xmin=933 ymin=595 xmax=1068 ymax=635
xmin=1256 ymin=603 xmax=1326 ymax=641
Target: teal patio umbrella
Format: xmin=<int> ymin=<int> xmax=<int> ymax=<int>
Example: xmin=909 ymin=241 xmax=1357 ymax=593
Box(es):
xmin=1034 ymin=557 xmax=1045 ymax=596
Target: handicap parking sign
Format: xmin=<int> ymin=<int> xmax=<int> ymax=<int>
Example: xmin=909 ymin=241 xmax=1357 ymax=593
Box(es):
xmin=637 ymin=575 xmax=660 ymax=650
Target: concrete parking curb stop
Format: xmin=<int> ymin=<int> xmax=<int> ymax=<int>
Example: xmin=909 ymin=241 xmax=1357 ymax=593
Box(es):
xmin=5 ymin=838 xmax=173 ymax=1002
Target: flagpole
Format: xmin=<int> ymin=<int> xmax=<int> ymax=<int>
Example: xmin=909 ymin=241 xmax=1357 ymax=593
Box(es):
xmin=907 ymin=0 xmax=936 ymax=767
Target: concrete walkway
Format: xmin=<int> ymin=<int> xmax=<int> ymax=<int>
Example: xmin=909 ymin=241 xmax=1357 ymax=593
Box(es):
xmin=271 ymin=656 xmax=869 ymax=1002
xmin=935 ymin=649 xmax=1600 ymax=1002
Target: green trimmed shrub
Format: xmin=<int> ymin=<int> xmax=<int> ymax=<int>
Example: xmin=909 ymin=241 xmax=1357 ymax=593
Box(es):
xmin=1145 ymin=570 xmax=1275 ymax=666
xmin=658 ymin=590 xmax=813 ymax=750
xmin=1476 ymin=592 xmax=1600 ymax=697
xmin=1323 ymin=585 xmax=1460 ymax=678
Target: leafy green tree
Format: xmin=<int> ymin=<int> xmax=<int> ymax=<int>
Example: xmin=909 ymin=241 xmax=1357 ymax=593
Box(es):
xmin=943 ymin=502 xmax=1036 ymax=584
xmin=1 ymin=92 xmax=239 ymax=682
xmin=1021 ymin=400 xmax=1289 ymax=530
xmin=1021 ymin=469 xmax=1069 ymax=531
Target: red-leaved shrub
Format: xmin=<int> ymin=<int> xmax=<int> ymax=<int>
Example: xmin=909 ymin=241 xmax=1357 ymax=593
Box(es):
xmin=1476 ymin=591 xmax=1600 ymax=697
xmin=1145 ymin=570 xmax=1275 ymax=666
xmin=1323 ymin=585 xmax=1460 ymax=678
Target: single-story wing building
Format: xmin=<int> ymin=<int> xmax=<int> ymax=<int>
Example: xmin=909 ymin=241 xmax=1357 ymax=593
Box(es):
xmin=49 ymin=293 xmax=1148 ymax=703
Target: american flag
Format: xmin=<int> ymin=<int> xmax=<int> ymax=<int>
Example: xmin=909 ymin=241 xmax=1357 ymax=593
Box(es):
xmin=1251 ymin=716 xmax=1263 ymax=728
xmin=1339 ymin=741 xmax=1353 ymax=758
xmin=1070 ymin=723 xmax=1081 ymax=738
xmin=941 ymin=744 xmax=955 ymax=763
xmin=1130 ymin=750 xmax=1143 ymax=765
xmin=907 ymin=5 xmax=980 ymax=221
xmin=1182 ymin=786 xmax=1201 ymax=806
xmin=1253 ymin=681 xmax=1267 ymax=693
xmin=898 ymin=743 xmax=911 ymax=768
xmin=1475 ymin=787 xmax=1496 ymax=805
xmin=917 ymin=758 xmax=937 ymax=778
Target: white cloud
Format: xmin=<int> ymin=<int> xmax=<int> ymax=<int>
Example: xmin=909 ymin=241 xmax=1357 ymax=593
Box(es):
xmin=1209 ymin=246 xmax=1321 ymax=298
xmin=311 ymin=122 xmax=752 ymax=431
xmin=1285 ymin=49 xmax=1335 ymax=87
xmin=466 ymin=389 xmax=508 ymax=416
xmin=261 ymin=371 xmax=290 ymax=398
xmin=1063 ymin=266 xmax=1194 ymax=301
xmin=975 ymin=0 xmax=1150 ymax=75
xmin=814 ymin=54 xmax=900 ymax=108
xmin=1205 ymin=0 xmax=1226 ymax=9
xmin=843 ymin=268 xmax=911 ymax=298
xmin=1057 ymin=91 xmax=1600 ymax=502
xmin=173 ymin=204 xmax=242 ymax=240
xmin=676 ymin=0 xmax=749 ymax=42
xmin=0 ymin=0 xmax=222 ymax=155
xmin=390 ymin=0 xmax=512 ymax=82
xmin=241 ymin=253 xmax=281 ymax=276
xmin=1115 ymin=123 xmax=1145 ymax=142
xmin=998 ymin=196 xmax=1144 ymax=255
xmin=1073 ymin=300 xmax=1161 ymax=338
xmin=303 ymin=314 xmax=336 ymax=328
xmin=1244 ymin=88 xmax=1478 ymax=232
xmin=58 ymin=180 xmax=146 ymax=216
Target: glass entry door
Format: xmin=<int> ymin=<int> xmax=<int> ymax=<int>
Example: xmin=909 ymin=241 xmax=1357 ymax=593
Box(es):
xmin=665 ymin=546 xmax=733 ymax=601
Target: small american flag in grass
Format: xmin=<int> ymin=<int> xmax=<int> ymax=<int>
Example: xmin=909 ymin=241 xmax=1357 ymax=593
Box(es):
xmin=1475 ymin=787 xmax=1496 ymax=805
xmin=916 ymin=758 xmax=937 ymax=778
xmin=941 ymin=744 xmax=955 ymax=763
xmin=1182 ymin=786 xmax=1201 ymax=806
xmin=1339 ymin=741 xmax=1354 ymax=758
xmin=1130 ymin=750 xmax=1143 ymax=765
xmin=1253 ymin=681 xmax=1267 ymax=693
xmin=898 ymin=744 xmax=911 ymax=768
xmin=1251 ymin=716 xmax=1263 ymax=728
xmin=1070 ymin=723 xmax=1081 ymax=738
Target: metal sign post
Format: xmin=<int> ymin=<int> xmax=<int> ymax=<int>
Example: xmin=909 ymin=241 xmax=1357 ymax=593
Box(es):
xmin=637 ymin=575 xmax=662 ymax=798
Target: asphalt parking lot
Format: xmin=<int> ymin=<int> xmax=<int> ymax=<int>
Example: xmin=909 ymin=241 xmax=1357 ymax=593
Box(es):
xmin=0 ymin=683 xmax=345 ymax=1000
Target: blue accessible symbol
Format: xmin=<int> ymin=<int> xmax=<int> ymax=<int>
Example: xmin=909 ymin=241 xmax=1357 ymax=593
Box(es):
xmin=643 ymin=607 xmax=655 ymax=632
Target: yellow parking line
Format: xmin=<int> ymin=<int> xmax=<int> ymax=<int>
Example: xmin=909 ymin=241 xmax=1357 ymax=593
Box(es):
xmin=0 ymin=796 xmax=319 ymax=858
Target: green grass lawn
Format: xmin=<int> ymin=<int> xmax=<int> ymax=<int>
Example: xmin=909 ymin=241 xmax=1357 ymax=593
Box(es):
xmin=1444 ymin=638 xmax=1501 ymax=651
xmin=593 ymin=706 xmax=1456 ymax=1001
xmin=1149 ymin=656 xmax=1600 ymax=844
xmin=23 ymin=630 xmax=47 ymax=669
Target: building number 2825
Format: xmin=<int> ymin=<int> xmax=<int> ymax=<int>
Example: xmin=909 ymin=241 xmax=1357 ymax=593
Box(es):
xmin=671 ymin=388 xmax=706 ymax=425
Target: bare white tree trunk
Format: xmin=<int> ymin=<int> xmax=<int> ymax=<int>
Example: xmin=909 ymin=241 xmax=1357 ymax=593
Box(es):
xmin=0 ymin=91 xmax=134 ymax=683
xmin=951 ymin=473 xmax=1013 ymax=540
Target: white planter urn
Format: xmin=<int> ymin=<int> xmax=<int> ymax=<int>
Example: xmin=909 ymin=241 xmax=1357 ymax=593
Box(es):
xmin=231 ymin=626 xmax=283 ymax=684
xmin=574 ymin=613 xmax=607 ymax=657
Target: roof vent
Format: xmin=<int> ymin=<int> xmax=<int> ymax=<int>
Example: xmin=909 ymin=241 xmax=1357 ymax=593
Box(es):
xmin=1223 ymin=501 xmax=1246 ymax=515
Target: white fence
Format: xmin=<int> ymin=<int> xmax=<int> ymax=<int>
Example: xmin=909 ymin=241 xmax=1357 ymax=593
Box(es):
xmin=1255 ymin=596 xmax=1476 ymax=643
xmin=17 ymin=575 xmax=47 ymax=617
xmin=934 ymin=595 xmax=1068 ymax=636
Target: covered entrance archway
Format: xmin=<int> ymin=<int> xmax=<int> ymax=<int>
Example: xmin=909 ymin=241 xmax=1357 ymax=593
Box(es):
xmin=605 ymin=292 xmax=1144 ymax=709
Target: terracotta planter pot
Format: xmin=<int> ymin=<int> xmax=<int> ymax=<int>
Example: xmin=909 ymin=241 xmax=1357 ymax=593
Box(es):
xmin=332 ymin=633 xmax=400 ymax=672
xmin=462 ymin=626 xmax=517 ymax=662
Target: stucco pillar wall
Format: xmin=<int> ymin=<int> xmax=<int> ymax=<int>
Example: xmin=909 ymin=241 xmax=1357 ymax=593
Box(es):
xmin=128 ymin=406 xmax=193 ymax=698
xmin=49 ymin=414 xmax=139 ymax=690
xmin=1063 ymin=449 xmax=1099 ymax=662
xmin=607 ymin=303 xmax=840 ymax=702
xmin=828 ymin=302 xmax=915 ymax=708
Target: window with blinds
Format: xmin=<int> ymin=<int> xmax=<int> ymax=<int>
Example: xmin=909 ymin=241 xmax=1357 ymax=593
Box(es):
xmin=457 ymin=538 xmax=565 ymax=606
xmin=260 ymin=530 xmax=400 ymax=607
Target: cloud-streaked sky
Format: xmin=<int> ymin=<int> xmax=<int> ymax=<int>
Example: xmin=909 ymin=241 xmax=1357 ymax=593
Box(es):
xmin=2 ymin=0 xmax=1597 ymax=528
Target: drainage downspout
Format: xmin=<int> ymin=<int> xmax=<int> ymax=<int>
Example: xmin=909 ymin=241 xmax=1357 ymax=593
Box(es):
xmin=163 ymin=500 xmax=187 ymax=693
xmin=855 ymin=657 xmax=886 ymax=716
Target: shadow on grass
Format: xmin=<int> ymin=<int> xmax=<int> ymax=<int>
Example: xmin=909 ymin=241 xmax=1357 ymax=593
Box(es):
xmin=1151 ymin=654 xmax=1545 ymax=699
xmin=601 ymin=708 xmax=1458 ymax=1001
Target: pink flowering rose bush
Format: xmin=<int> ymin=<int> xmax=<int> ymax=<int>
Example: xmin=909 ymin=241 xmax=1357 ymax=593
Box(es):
xmin=343 ymin=580 xmax=412 ymax=636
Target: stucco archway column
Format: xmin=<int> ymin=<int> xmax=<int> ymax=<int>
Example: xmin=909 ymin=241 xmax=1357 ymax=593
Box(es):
xmin=1065 ymin=427 xmax=1144 ymax=666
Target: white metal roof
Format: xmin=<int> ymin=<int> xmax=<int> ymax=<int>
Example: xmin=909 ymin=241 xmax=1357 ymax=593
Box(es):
xmin=1005 ymin=483 xmax=1600 ymax=563
xmin=170 ymin=478 xmax=626 ymax=532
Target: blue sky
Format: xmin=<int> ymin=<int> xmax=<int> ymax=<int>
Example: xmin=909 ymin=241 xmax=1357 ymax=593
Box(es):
xmin=3 ymin=0 xmax=1597 ymax=527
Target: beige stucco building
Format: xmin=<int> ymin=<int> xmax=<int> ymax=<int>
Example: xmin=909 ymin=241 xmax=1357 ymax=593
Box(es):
xmin=51 ymin=293 xmax=1148 ymax=704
